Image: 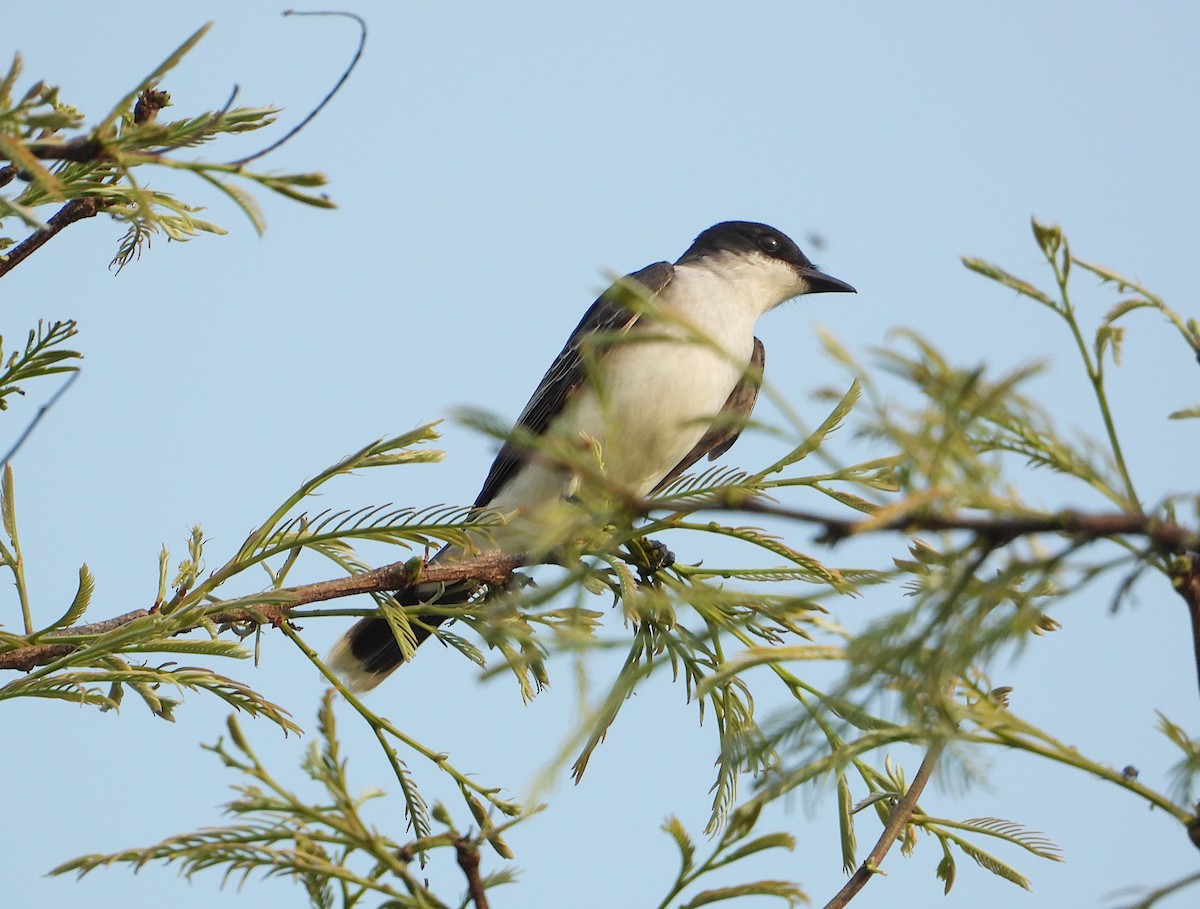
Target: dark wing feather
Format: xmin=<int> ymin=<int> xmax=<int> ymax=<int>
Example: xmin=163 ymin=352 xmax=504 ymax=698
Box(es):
xmin=473 ymin=262 xmax=675 ymax=507
xmin=652 ymin=336 xmax=765 ymax=493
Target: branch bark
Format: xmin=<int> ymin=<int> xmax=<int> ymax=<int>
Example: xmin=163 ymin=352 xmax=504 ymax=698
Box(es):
xmin=16 ymin=136 xmax=107 ymax=162
xmin=1169 ymin=557 xmax=1200 ymax=708
xmin=657 ymin=495 xmax=1200 ymax=552
xmin=455 ymin=836 xmax=490 ymax=909
xmin=0 ymin=551 xmax=525 ymax=672
xmin=5 ymin=498 xmax=1199 ymax=694
xmin=821 ymin=740 xmax=945 ymax=909
xmin=0 ymin=196 xmax=101 ymax=278
xmin=656 ymin=496 xmax=1200 ymax=702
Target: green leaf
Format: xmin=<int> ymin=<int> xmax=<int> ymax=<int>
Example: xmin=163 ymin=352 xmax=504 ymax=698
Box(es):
xmin=125 ymin=639 xmax=250 ymax=658
xmin=849 ymin=792 xmax=895 ymax=814
xmin=717 ymin=832 xmax=796 ymax=867
xmin=1103 ymin=297 xmax=1157 ymax=324
xmin=953 ymin=837 xmax=1032 ymax=890
xmin=662 ymin=815 xmax=696 ymax=876
xmin=377 ymin=593 xmax=418 ymax=664
xmin=685 ymin=521 xmax=850 ymax=591
xmin=682 ymin=880 xmax=807 ymax=908
xmin=961 ymin=257 xmax=1056 ymax=307
xmin=836 ymin=773 xmax=857 ymax=874
xmin=1093 ymin=324 xmax=1124 ymax=365
xmin=1030 ymin=218 xmax=1062 ymax=258
xmin=936 ymin=841 xmax=957 ymax=894
xmin=1073 ymin=256 xmax=1138 ymax=289
xmin=41 ymin=563 xmax=94 ymax=632
xmin=812 ymin=484 xmax=880 ymax=514
xmin=257 ymin=174 xmax=335 ymax=208
xmin=195 ymin=172 xmax=267 ymax=235
xmin=1168 ymin=406 xmax=1200 ymax=421
xmin=0 ymin=52 xmax=22 ymax=107
xmin=1 ymin=463 xmax=16 ymax=542
xmin=949 ymin=817 xmax=1063 ymax=861
xmin=759 ymin=380 xmax=860 ymax=477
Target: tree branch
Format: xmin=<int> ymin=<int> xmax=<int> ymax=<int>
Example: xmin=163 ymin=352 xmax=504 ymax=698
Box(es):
xmin=12 ymin=136 xmax=107 ymax=163
xmin=1169 ymin=557 xmax=1200 ymax=707
xmin=654 ymin=495 xmax=1200 ymax=702
xmin=455 ymin=836 xmax=490 ymax=909
xmin=0 ymin=551 xmax=526 ymax=672
xmin=0 ymin=196 xmax=101 ymax=278
xmin=652 ymin=494 xmax=1200 ymax=552
xmin=821 ymin=740 xmax=945 ymax=909
xmin=5 ymin=497 xmax=1198 ymax=677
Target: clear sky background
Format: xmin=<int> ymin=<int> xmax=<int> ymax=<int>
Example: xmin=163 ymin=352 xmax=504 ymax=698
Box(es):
xmin=4 ymin=3 xmax=1199 ymax=907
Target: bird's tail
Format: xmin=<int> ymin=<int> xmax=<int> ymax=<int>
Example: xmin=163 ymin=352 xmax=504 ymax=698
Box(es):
xmin=326 ymin=546 xmax=476 ymax=692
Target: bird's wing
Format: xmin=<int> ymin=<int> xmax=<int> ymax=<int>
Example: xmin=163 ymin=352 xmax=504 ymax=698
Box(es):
xmin=473 ymin=261 xmax=676 ymax=508
xmin=651 ymin=336 xmax=765 ymax=493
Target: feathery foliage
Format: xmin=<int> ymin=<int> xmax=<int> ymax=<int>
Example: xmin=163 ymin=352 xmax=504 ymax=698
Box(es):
xmin=4 ymin=96 xmax=1199 ymax=909
xmin=54 ymin=693 xmax=524 ymax=908
xmin=0 ymin=23 xmax=333 ymax=274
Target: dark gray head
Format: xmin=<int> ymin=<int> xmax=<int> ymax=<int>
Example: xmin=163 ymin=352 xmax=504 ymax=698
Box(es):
xmin=677 ymin=221 xmax=855 ymax=296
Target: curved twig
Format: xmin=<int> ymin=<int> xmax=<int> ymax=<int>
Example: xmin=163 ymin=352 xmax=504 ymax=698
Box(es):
xmin=822 ymin=740 xmax=945 ymax=909
xmin=227 ymin=10 xmax=367 ymax=167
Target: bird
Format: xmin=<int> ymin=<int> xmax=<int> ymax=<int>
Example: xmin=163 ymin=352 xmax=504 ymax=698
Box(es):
xmin=328 ymin=221 xmax=855 ymax=692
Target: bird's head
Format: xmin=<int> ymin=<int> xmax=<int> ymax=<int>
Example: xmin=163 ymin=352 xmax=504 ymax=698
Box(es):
xmin=678 ymin=221 xmax=855 ymax=311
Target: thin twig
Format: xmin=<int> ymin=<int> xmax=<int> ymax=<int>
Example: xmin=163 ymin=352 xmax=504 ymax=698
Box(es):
xmin=821 ymin=740 xmax=946 ymax=909
xmin=1 ymin=371 xmax=79 ymax=467
xmin=227 ymin=10 xmax=366 ymax=167
xmin=0 ymin=197 xmax=100 ymax=278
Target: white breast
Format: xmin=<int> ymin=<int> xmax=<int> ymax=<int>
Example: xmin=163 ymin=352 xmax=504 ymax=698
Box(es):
xmin=485 ymin=263 xmax=763 ymax=551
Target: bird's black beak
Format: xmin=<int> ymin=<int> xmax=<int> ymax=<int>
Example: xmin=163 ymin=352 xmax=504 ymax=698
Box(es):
xmin=799 ymin=266 xmax=856 ymax=295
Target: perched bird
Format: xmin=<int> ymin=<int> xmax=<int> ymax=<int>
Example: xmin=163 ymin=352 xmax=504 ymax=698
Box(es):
xmin=328 ymin=221 xmax=855 ymax=691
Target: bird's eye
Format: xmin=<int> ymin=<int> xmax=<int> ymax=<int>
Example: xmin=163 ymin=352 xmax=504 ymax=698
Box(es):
xmin=758 ymin=234 xmax=781 ymax=254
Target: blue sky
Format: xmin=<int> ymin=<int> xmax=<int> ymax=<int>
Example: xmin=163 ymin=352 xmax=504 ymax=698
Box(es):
xmin=4 ymin=3 xmax=1199 ymax=907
